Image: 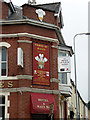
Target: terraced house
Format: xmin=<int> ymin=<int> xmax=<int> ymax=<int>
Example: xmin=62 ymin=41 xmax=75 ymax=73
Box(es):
xmin=0 ymin=0 xmax=73 ymax=119
xmin=68 ymin=80 xmax=88 ymax=119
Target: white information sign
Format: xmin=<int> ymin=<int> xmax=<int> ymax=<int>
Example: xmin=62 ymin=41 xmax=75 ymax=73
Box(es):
xmin=58 ymin=56 xmax=71 ymax=73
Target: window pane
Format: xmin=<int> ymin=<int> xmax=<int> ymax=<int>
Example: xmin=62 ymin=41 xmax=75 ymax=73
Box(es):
xmin=58 ymin=72 xmax=67 ymax=84
xmin=58 ymin=52 xmax=67 ymax=84
xmin=2 ymin=47 xmax=7 ymax=61
xmin=0 ymin=96 xmax=5 ymax=120
xmin=0 ymin=96 xmax=5 ymax=104
xmin=58 ymin=52 xmax=66 ymax=57
xmin=1 ymin=63 xmax=7 ymax=76
xmin=0 ymin=106 xmax=5 ymax=119
xmin=62 ymin=73 xmax=67 ymax=84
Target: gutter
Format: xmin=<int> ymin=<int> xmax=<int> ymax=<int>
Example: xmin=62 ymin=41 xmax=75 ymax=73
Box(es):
xmin=0 ymin=19 xmax=65 ymax=44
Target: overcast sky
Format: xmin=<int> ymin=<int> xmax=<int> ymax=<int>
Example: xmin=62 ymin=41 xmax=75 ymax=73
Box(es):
xmin=9 ymin=0 xmax=89 ymax=103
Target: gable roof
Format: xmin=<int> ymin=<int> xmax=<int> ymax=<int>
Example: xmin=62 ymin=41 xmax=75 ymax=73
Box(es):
xmin=36 ymin=2 xmax=61 ymax=14
xmin=7 ymin=5 xmax=23 ymax=20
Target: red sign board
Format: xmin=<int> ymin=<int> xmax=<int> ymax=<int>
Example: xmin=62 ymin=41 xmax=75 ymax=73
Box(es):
xmin=33 ymin=43 xmax=50 ymax=85
xmin=31 ymin=93 xmax=56 ymax=113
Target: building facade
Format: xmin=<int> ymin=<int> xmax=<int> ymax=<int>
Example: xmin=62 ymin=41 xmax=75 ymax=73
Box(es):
xmin=58 ymin=44 xmax=73 ymax=119
xmin=68 ymin=80 xmax=88 ymax=119
xmin=0 ymin=0 xmax=73 ymax=119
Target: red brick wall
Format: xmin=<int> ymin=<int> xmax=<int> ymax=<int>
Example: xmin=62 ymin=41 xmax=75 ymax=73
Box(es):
xmin=2 ymin=24 xmax=57 ymax=39
xmin=2 ymin=37 xmax=18 ymax=76
xmin=0 ymin=1 xmax=9 ymax=20
xmin=50 ymin=47 xmax=58 ymax=78
xmin=22 ymin=5 xmax=58 ymax=25
xmin=18 ymin=40 xmax=32 ymax=75
xmin=1 ymin=37 xmax=58 ymax=90
xmin=8 ymin=92 xmax=18 ymax=118
xmin=8 ymin=92 xmax=59 ymax=119
xmin=8 ymin=92 xmax=31 ymax=119
xmin=1 ymin=33 xmax=59 ymax=119
xmin=1 ymin=2 xmax=60 ymax=119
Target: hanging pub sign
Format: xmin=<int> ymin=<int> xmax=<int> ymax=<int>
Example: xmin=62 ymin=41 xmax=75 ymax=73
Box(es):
xmin=58 ymin=56 xmax=71 ymax=73
xmin=33 ymin=43 xmax=50 ymax=86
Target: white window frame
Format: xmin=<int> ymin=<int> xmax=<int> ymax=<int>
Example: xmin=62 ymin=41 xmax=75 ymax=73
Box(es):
xmin=0 ymin=96 xmax=5 ymax=120
xmin=0 ymin=47 xmax=7 ymax=77
xmin=58 ymin=50 xmax=71 ymax=85
xmin=0 ymin=42 xmax=11 ymax=77
xmin=58 ymin=51 xmax=67 ymax=84
xmin=0 ymin=93 xmax=10 ymax=119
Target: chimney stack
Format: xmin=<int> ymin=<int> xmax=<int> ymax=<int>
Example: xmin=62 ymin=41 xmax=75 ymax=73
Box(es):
xmin=28 ymin=0 xmax=36 ymax=5
xmin=28 ymin=0 xmax=31 ymax=4
xmin=32 ymin=0 xmax=36 ymax=5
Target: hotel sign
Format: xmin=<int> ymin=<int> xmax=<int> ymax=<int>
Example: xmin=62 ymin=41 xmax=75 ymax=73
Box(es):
xmin=33 ymin=43 xmax=50 ymax=86
xmin=31 ymin=93 xmax=56 ymax=113
xmin=37 ymin=98 xmax=50 ymax=109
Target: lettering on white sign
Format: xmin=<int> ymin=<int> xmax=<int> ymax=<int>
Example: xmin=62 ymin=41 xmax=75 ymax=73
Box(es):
xmin=58 ymin=56 xmax=71 ymax=73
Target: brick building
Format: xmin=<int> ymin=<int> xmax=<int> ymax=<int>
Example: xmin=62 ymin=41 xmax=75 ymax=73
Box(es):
xmin=0 ymin=0 xmax=73 ymax=119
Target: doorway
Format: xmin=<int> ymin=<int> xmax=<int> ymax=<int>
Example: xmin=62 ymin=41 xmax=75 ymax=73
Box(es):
xmin=31 ymin=114 xmax=51 ymax=120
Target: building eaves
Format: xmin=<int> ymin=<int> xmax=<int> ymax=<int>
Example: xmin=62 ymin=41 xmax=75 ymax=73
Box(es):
xmin=0 ymin=19 xmax=65 ymax=44
xmin=58 ymin=44 xmax=74 ymax=56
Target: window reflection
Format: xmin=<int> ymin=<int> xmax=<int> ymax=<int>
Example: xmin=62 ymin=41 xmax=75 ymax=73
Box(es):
xmin=2 ymin=47 xmax=7 ymax=61
xmin=0 ymin=47 xmax=7 ymax=76
xmin=0 ymin=96 xmax=5 ymax=120
xmin=58 ymin=72 xmax=67 ymax=84
xmin=1 ymin=63 xmax=7 ymax=76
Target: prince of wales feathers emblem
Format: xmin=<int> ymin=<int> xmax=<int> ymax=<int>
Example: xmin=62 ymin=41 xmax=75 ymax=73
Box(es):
xmin=35 ymin=54 xmax=48 ymax=69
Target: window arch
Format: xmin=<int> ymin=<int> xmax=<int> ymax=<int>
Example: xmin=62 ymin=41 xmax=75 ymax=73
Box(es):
xmin=0 ymin=42 xmax=11 ymax=48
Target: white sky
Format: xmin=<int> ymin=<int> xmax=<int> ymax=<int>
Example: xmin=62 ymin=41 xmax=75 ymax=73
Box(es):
xmin=10 ymin=0 xmax=89 ymax=103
